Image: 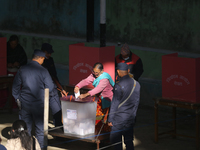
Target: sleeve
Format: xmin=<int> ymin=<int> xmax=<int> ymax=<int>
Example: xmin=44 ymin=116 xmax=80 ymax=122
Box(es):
xmin=88 ymin=79 xmax=108 ymax=96
xmin=12 ymin=70 xmax=22 ymax=101
xmin=43 ymin=70 xmax=55 ymax=93
xmin=76 ymin=74 xmax=95 ymax=89
xmin=48 ymin=58 xmax=62 ymax=89
xmin=48 ymin=58 xmax=59 ymax=81
xmin=108 ymin=84 xmax=122 ymax=123
xmin=133 ymin=58 xmax=144 ymax=81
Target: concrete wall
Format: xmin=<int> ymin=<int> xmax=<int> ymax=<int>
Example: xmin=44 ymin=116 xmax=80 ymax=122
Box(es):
xmin=0 ymin=0 xmax=100 ymax=38
xmin=1 ymin=1 xmax=200 ymax=53
xmin=106 ymin=0 xmax=200 ymax=53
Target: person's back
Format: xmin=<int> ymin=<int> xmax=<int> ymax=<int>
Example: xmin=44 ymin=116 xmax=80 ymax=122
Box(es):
xmin=5 ymin=120 xmax=41 ymax=150
xmin=116 ymin=75 xmax=140 ymax=126
xmin=108 ymin=63 xmax=141 ymax=150
xmin=12 ymin=60 xmax=54 ymax=109
xmin=12 ymin=50 xmax=54 ymax=149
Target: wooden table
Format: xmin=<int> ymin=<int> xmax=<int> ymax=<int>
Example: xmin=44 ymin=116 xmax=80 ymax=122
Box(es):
xmin=49 ymin=127 xmax=110 ymax=150
xmin=153 ymin=97 xmax=200 ymax=150
xmin=0 ymin=75 xmax=14 ymax=113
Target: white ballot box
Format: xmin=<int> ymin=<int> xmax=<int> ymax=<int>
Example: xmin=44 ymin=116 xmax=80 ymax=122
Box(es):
xmin=60 ymin=95 xmax=98 ymax=136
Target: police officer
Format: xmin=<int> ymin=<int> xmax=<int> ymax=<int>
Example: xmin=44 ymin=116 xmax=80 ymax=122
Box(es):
xmin=12 ymin=49 xmax=54 ymax=149
xmin=41 ymin=43 xmax=67 ymax=127
xmin=108 ymin=63 xmax=140 ymax=150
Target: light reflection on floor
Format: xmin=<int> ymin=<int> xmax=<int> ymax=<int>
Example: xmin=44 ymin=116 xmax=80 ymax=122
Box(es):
xmin=121 ymin=135 xmax=141 ymax=149
xmin=1 ymin=122 xmax=141 ymax=150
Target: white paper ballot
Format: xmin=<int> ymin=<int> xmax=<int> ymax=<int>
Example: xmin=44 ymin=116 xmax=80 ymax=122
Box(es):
xmin=75 ymin=91 xmax=80 ymax=98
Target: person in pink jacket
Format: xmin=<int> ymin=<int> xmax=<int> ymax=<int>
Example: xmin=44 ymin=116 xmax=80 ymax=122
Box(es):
xmin=74 ymin=62 xmax=115 ymax=131
xmin=74 ymin=62 xmax=115 ymax=108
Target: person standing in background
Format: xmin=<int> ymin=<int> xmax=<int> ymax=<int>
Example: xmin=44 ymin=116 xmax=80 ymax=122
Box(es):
xmin=115 ymin=43 xmax=143 ymax=81
xmin=41 ymin=43 xmax=67 ymax=128
xmin=7 ymin=35 xmax=27 ymax=70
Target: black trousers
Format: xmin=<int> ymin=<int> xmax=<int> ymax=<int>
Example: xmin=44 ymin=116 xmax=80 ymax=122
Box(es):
xmin=110 ymin=125 xmax=134 ymax=150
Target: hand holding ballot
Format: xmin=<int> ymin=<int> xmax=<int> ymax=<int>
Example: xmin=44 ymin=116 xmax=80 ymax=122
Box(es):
xmin=74 ymin=86 xmax=79 ymax=93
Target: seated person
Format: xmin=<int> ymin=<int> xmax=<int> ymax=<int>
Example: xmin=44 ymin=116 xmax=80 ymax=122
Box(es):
xmin=5 ymin=120 xmax=41 ymax=150
xmin=7 ymin=35 xmax=27 ymax=72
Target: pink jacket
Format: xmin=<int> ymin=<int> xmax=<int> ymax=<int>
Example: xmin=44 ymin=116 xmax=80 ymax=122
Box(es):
xmin=76 ymin=74 xmax=113 ymax=101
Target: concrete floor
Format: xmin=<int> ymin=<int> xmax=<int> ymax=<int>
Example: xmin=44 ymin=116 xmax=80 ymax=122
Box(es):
xmin=0 ymin=100 xmax=198 ymax=150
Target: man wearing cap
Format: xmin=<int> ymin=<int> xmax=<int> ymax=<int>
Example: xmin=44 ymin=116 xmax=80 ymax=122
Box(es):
xmin=108 ymin=63 xmax=140 ymax=150
xmin=41 ymin=43 xmax=67 ymax=128
xmin=115 ymin=43 xmax=143 ymax=81
xmin=12 ymin=49 xmax=54 ymax=149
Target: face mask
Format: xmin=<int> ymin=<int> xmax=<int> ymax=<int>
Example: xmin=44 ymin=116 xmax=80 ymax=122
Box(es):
xmin=123 ymin=57 xmax=129 ymax=60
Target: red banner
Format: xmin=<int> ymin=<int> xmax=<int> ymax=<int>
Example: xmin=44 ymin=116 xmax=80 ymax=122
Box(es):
xmin=69 ymin=43 xmax=115 ymax=88
xmin=0 ymin=37 xmax=7 ymax=76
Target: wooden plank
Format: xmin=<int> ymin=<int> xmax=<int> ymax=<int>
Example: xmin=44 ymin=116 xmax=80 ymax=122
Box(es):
xmin=44 ymin=88 xmax=49 ymax=150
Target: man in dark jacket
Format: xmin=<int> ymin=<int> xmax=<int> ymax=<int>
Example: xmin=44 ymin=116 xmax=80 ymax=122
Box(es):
xmin=12 ymin=49 xmax=54 ymax=149
xmin=108 ymin=63 xmax=140 ymax=150
xmin=115 ymin=43 xmax=143 ymax=81
xmin=7 ymin=35 xmax=27 ymax=69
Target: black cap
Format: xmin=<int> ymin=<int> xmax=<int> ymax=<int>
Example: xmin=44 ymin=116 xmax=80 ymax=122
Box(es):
xmin=41 ymin=43 xmax=54 ymax=53
xmin=117 ymin=63 xmax=128 ymax=71
xmin=34 ymin=49 xmax=46 ymax=58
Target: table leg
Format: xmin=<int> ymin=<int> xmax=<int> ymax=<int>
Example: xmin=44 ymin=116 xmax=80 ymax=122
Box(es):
xmin=96 ymin=139 xmax=100 ymax=150
xmin=196 ymin=110 xmax=199 ymax=150
xmin=172 ymin=107 xmax=176 ymax=138
xmin=155 ymin=103 xmax=158 ymax=143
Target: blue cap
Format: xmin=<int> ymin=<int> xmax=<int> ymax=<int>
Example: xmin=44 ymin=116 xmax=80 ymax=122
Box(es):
xmin=34 ymin=49 xmax=46 ymax=58
xmin=117 ymin=63 xmax=128 ymax=71
xmin=41 ymin=43 xmax=54 ymax=53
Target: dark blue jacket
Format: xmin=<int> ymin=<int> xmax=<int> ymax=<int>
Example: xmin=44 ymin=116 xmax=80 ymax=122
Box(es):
xmin=108 ymin=75 xmax=140 ymax=129
xmin=12 ymin=61 xmax=54 ymax=109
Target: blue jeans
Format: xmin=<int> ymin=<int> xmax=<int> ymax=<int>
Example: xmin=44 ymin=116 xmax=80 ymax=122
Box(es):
xmin=110 ymin=125 xmax=134 ymax=150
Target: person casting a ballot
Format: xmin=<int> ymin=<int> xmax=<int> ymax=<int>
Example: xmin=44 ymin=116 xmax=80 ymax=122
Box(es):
xmin=74 ymin=62 xmax=115 ymax=131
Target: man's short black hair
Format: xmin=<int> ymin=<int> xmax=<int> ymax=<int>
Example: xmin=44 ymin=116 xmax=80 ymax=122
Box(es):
xmin=9 ymin=35 xmax=19 ymax=42
xmin=93 ymin=62 xmax=103 ymax=71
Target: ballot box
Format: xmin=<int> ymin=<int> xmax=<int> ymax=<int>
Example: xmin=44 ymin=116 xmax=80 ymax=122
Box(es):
xmin=60 ymin=95 xmax=98 ymax=136
xmin=162 ymin=53 xmax=200 ymax=103
xmin=0 ymin=37 xmax=7 ymax=76
xmin=69 ymin=43 xmax=115 ymax=88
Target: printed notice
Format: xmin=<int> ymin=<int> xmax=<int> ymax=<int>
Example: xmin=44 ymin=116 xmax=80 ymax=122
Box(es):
xmin=67 ymin=109 xmax=77 ymax=120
